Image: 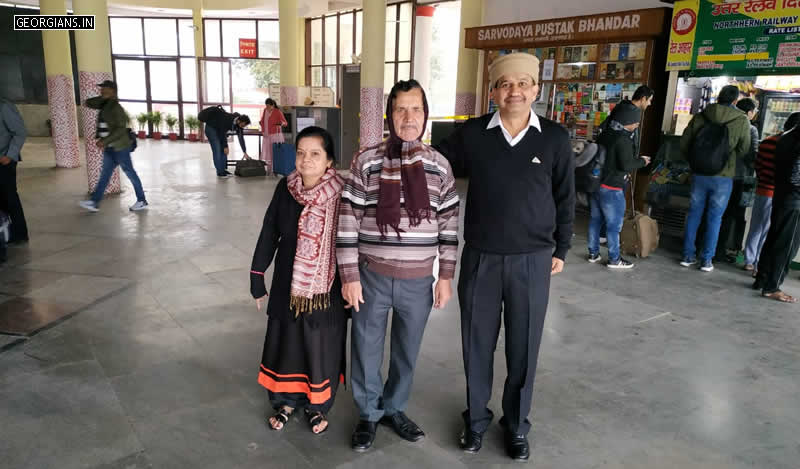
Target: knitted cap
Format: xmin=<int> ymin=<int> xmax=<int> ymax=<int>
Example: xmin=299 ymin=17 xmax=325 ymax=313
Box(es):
xmin=613 ymin=102 xmax=642 ymax=126
xmin=489 ymin=53 xmax=540 ymax=88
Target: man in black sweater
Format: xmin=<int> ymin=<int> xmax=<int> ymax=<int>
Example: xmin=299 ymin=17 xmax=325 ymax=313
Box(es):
xmin=201 ymin=107 xmax=250 ymax=178
xmin=753 ymin=124 xmax=800 ymax=303
xmin=588 ymin=102 xmax=649 ymax=268
xmin=435 ymin=52 xmax=574 ymax=461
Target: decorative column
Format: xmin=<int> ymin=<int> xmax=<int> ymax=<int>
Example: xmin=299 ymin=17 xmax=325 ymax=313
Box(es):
xmin=279 ymin=0 xmax=300 ymax=105
xmin=359 ymin=0 xmax=386 ymax=149
xmin=41 ymin=0 xmax=80 ymax=168
xmin=192 ymin=3 xmax=204 ymax=58
xmin=74 ymin=0 xmax=120 ymax=194
xmin=412 ymin=5 xmax=435 ymax=93
xmin=296 ymin=17 xmax=306 ymax=87
xmin=455 ymin=0 xmax=482 ymax=116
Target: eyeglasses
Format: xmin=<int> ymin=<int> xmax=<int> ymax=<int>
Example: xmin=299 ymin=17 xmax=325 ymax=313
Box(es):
xmin=497 ymin=80 xmax=535 ymax=91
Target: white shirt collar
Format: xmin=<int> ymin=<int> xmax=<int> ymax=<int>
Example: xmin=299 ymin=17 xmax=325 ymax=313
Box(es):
xmin=487 ymin=110 xmax=541 ymax=146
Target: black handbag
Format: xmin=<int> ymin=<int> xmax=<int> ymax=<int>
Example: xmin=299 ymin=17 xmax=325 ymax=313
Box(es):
xmin=234 ymin=157 xmax=267 ymax=177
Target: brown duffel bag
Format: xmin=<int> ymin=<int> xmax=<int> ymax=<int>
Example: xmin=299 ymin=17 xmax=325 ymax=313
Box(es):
xmin=230 ymin=157 xmax=267 ymax=177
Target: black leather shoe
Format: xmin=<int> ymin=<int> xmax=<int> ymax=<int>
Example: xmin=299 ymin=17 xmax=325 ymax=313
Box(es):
xmin=504 ymin=432 xmax=530 ymax=461
xmin=351 ymin=420 xmax=377 ymax=452
xmin=379 ymin=412 xmax=425 ymax=442
xmin=459 ymin=428 xmax=483 ymax=453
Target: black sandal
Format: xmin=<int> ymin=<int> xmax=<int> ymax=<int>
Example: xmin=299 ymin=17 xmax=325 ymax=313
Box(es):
xmin=268 ymin=407 xmax=293 ymax=431
xmin=305 ymin=409 xmax=329 ymax=435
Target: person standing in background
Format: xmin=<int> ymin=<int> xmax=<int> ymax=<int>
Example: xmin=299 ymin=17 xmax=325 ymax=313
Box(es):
xmin=0 ymin=98 xmax=30 ymax=247
xmin=743 ymin=112 xmax=800 ymax=274
xmin=259 ymin=98 xmax=288 ymax=174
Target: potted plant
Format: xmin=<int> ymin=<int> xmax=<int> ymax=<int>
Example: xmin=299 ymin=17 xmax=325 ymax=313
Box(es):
xmin=185 ymin=115 xmax=199 ymax=142
xmin=149 ymin=111 xmax=163 ymax=140
xmin=136 ymin=113 xmax=148 ymax=139
xmin=165 ymin=114 xmax=178 ymax=141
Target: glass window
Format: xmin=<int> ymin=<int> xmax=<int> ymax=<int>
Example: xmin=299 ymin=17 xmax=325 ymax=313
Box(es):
xmin=144 ymin=19 xmax=177 ymax=56
xmin=151 ymin=103 xmax=181 ymax=133
xmin=397 ymin=62 xmax=410 ymax=82
xmin=205 ymin=20 xmax=221 ymax=57
xmin=355 ymin=11 xmax=363 ymax=58
xmin=178 ymin=19 xmax=195 ymax=56
xmin=258 ymin=20 xmax=280 ymax=58
xmin=311 ymin=67 xmax=323 ymax=86
xmin=398 ymin=2 xmax=412 ymax=62
xmin=182 ymin=103 xmax=200 ymax=124
xmin=339 ymin=13 xmax=354 ymax=64
xmin=110 ymin=18 xmax=143 ymax=55
xmin=384 ymin=63 xmax=395 ymax=93
xmin=325 ymin=16 xmax=337 ymax=65
xmin=114 ymin=59 xmax=146 ymax=100
xmin=385 ymin=5 xmax=397 ymax=62
xmin=149 ymin=61 xmax=179 ymax=101
xmin=311 ymin=19 xmax=322 ymax=65
xmin=120 ymin=101 xmax=148 ymax=126
xmin=222 ymin=20 xmax=257 ymax=58
xmin=202 ymin=60 xmax=230 ymax=104
xmin=325 ymin=65 xmax=337 ymax=97
xmin=180 ymin=58 xmax=197 ymax=102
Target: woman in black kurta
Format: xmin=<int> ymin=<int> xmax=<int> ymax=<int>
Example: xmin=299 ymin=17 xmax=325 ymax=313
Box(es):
xmin=250 ymin=126 xmax=346 ymax=434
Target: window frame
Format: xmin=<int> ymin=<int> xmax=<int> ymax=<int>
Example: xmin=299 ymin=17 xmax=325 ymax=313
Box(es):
xmin=202 ymin=18 xmax=280 ymax=60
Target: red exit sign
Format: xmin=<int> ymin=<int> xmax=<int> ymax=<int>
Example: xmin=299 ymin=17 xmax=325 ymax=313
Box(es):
xmin=239 ymin=38 xmax=256 ymax=58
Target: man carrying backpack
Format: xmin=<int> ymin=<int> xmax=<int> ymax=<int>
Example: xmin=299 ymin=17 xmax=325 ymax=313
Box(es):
xmin=679 ymin=85 xmax=752 ymax=272
xmin=198 ymin=106 xmax=251 ymax=178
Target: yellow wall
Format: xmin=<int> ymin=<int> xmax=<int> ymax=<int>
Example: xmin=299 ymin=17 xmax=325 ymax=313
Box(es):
xmin=361 ymin=0 xmax=386 ymax=89
xmin=40 ymin=0 xmax=74 ymax=76
xmin=456 ymin=0 xmax=482 ymax=94
xmin=74 ymin=0 xmax=113 ymax=73
xmin=279 ymin=0 xmax=299 ymax=87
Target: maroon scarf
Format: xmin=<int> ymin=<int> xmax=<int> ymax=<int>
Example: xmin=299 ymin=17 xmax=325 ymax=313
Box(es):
xmin=376 ymin=86 xmax=431 ymax=238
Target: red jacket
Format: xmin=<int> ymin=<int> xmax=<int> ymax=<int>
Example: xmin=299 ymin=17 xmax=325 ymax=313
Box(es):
xmin=260 ymin=108 xmax=287 ymax=135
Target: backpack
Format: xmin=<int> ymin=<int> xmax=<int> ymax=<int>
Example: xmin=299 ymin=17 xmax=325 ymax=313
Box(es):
xmin=575 ymin=143 xmax=607 ymax=193
xmin=687 ymin=114 xmax=731 ymax=175
xmin=197 ymin=105 xmax=224 ymax=123
xmin=128 ymin=128 xmax=137 ymax=152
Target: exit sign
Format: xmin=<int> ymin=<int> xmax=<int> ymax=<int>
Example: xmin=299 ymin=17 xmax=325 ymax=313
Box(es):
xmin=239 ymin=38 xmax=256 ymax=58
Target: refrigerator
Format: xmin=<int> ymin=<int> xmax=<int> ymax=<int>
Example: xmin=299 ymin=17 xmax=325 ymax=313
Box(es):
xmin=758 ymin=92 xmax=800 ymax=139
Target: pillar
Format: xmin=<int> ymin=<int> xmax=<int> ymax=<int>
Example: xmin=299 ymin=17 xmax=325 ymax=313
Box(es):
xmin=279 ymin=0 xmax=300 ymax=106
xmin=41 ymin=0 xmax=80 ymax=168
xmin=296 ymin=18 xmax=306 ymax=87
xmin=192 ymin=4 xmax=204 ymax=58
xmin=412 ymin=5 xmax=435 ymax=93
xmin=455 ymin=0 xmax=482 ymax=116
xmin=74 ymin=0 xmax=120 ymax=195
xmin=359 ymin=0 xmax=386 ymax=148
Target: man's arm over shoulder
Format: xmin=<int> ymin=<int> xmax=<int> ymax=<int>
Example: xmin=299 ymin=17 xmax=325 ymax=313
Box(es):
xmin=433 ymin=119 xmax=475 ymax=178
xmin=336 ymin=149 xmax=370 ymax=284
xmin=549 ymin=123 xmax=575 ymax=260
xmin=432 ymin=149 xmax=459 ymax=280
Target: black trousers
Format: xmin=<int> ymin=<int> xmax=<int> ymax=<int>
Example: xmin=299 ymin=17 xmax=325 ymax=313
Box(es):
xmin=0 ymin=161 xmax=28 ymax=242
xmin=756 ymin=203 xmax=800 ymax=294
xmin=717 ymin=180 xmax=747 ymax=257
xmin=458 ymin=245 xmax=551 ymax=436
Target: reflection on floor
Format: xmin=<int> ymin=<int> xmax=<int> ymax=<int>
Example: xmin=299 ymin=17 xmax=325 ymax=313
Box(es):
xmin=1 ymin=138 xmax=799 ymax=469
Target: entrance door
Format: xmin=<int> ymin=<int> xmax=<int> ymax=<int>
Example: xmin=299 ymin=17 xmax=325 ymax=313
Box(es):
xmin=113 ymin=57 xmax=182 ymax=137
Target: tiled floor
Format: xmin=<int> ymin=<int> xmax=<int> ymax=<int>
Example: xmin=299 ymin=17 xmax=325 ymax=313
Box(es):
xmin=1 ymin=138 xmax=799 ymax=469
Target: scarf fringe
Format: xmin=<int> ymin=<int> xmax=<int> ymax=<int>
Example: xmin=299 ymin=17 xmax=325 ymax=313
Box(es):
xmin=290 ymin=293 xmax=331 ymax=317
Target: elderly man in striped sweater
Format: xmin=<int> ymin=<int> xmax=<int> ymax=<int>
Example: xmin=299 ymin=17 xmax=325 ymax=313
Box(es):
xmin=336 ymin=79 xmax=459 ymax=453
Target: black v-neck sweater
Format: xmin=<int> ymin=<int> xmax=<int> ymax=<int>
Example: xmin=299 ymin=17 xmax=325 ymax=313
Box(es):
xmin=435 ymin=113 xmax=575 ymax=260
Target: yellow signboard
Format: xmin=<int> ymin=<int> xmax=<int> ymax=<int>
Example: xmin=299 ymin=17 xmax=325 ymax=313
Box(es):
xmin=666 ymin=0 xmax=700 ymax=71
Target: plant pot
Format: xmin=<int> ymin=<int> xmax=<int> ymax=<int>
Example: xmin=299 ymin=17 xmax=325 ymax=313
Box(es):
xmin=137 ymin=130 xmax=146 ymax=139
xmin=188 ymin=133 xmax=198 ymax=142
xmin=168 ymin=132 xmax=178 ymax=141
xmin=152 ymin=132 xmax=162 ymax=140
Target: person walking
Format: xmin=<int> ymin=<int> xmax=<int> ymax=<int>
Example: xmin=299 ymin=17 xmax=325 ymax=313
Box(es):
xmin=337 ymin=80 xmax=459 ymax=453
xmin=435 ymin=53 xmax=575 ymax=461
xmin=251 ymin=126 xmax=347 ymax=434
xmin=679 ymin=85 xmax=751 ymax=272
xmin=743 ymin=112 xmax=800 ymax=273
xmin=587 ymin=102 xmax=650 ymax=269
xmin=79 ymin=81 xmax=148 ymax=213
xmin=752 ymin=124 xmax=800 ymax=303
xmin=201 ymin=106 xmax=250 ymax=178
xmin=0 ymin=98 xmax=29 ymax=246
xmin=259 ymin=98 xmax=288 ymax=173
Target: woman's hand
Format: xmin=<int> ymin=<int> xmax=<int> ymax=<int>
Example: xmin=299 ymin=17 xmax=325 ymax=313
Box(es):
xmin=255 ymin=295 xmax=268 ymax=312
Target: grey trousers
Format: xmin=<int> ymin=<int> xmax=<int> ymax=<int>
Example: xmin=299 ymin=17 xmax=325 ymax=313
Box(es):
xmin=350 ymin=264 xmax=434 ymax=422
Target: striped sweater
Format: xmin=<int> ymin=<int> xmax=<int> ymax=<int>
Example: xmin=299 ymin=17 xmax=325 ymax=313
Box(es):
xmin=336 ymin=141 xmax=460 ymax=284
xmin=755 ymin=135 xmax=778 ymax=198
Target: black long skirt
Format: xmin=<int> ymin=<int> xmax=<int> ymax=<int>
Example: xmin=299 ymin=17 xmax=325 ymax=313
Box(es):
xmin=258 ymin=311 xmax=347 ymax=414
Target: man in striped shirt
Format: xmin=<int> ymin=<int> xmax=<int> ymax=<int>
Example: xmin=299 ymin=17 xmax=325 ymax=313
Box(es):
xmin=744 ymin=112 xmax=800 ymax=271
xmin=337 ymin=80 xmax=459 ymax=452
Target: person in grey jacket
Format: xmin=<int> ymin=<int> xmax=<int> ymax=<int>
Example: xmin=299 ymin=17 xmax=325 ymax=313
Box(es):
xmin=0 ymin=99 xmax=30 ymax=251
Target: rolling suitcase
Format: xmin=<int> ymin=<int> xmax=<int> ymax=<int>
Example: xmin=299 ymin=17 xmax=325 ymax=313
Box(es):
xmin=273 ymin=142 xmax=296 ymax=176
xmin=620 ymin=174 xmax=660 ymax=258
